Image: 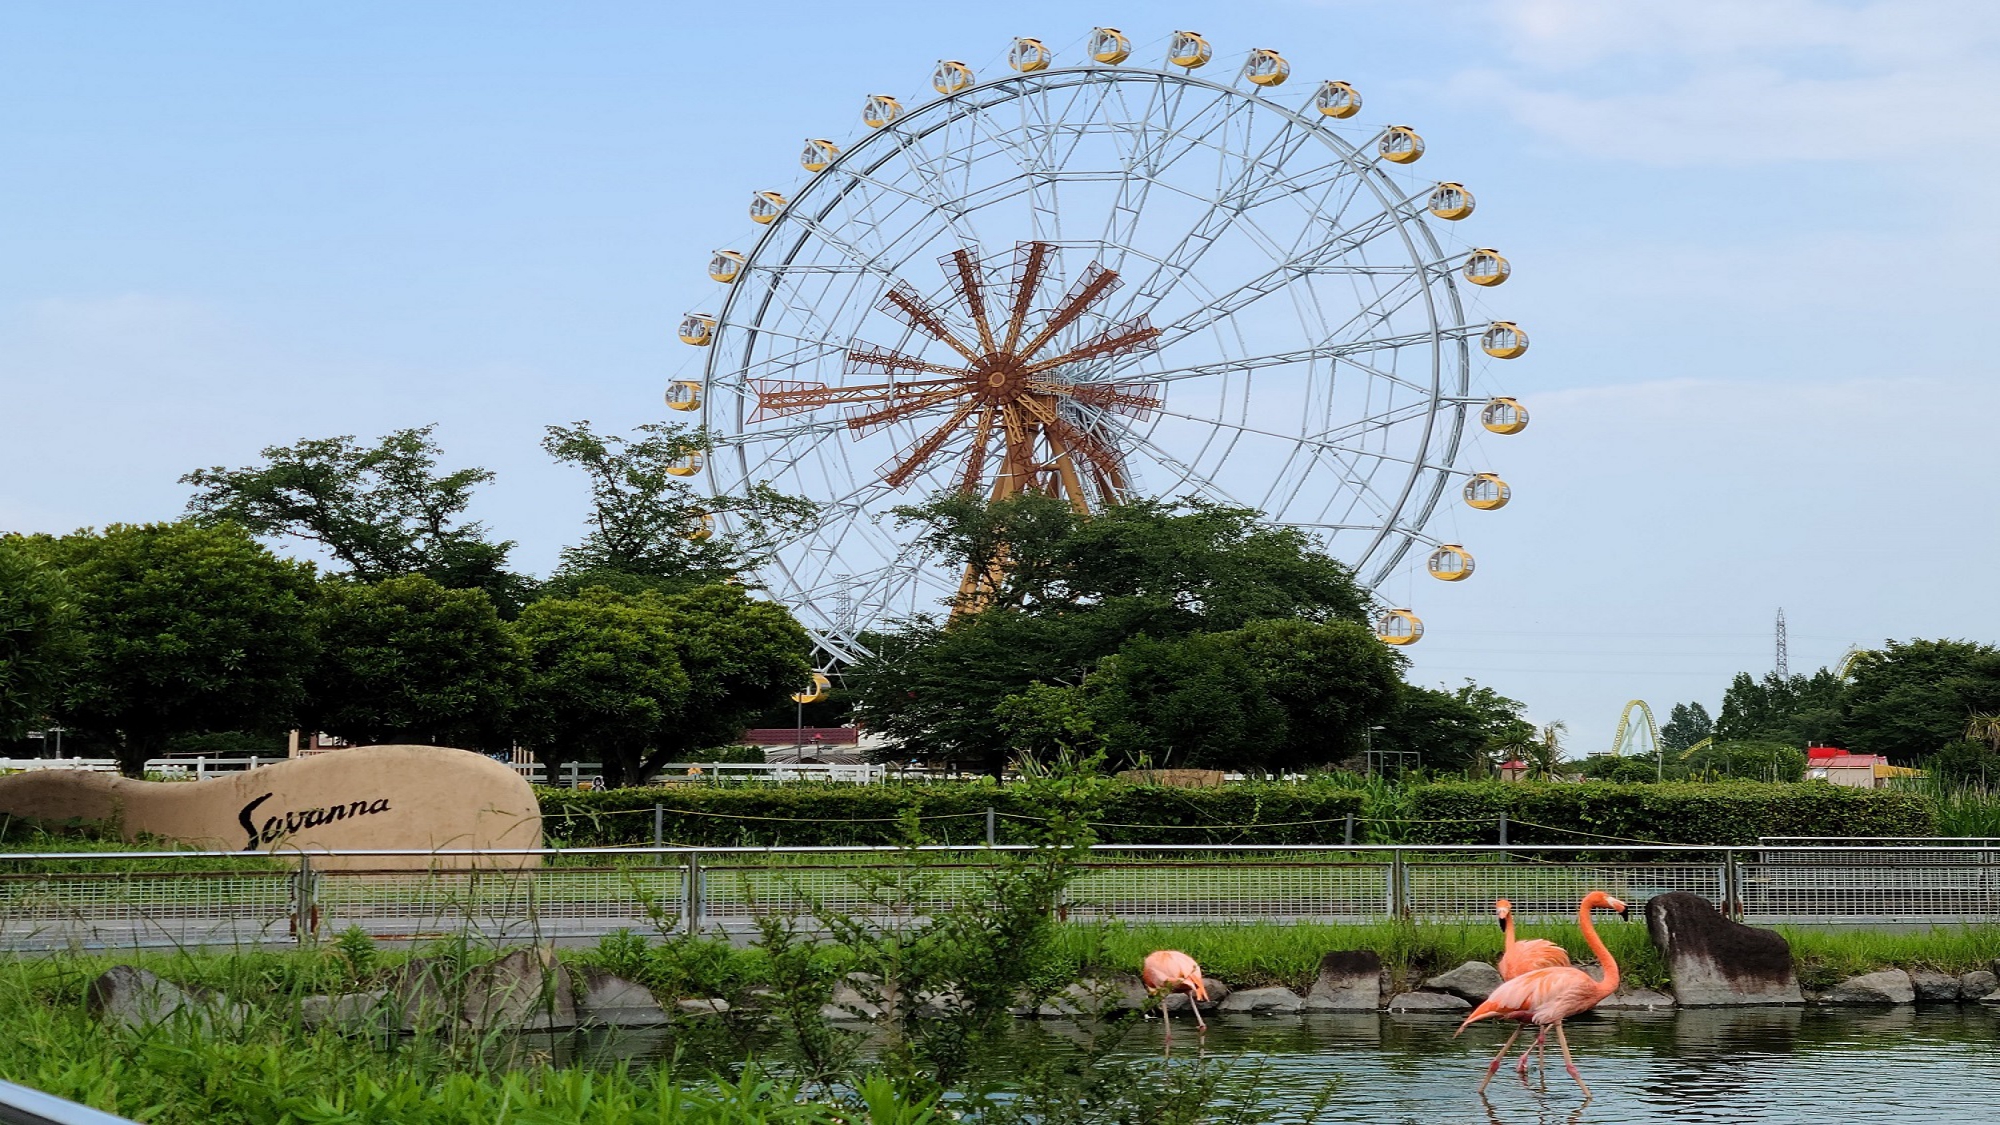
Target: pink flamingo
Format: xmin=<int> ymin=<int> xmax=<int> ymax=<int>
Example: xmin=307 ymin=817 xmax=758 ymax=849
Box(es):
xmin=1496 ymin=897 xmax=1571 ymax=979
xmin=1458 ymin=891 xmax=1630 ymax=1097
xmin=1141 ymin=949 xmax=1210 ymax=1036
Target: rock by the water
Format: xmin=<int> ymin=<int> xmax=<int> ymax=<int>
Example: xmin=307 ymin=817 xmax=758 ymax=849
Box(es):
xmin=1961 ymin=970 xmax=1998 ymax=1001
xmin=1217 ymin=986 xmax=1305 ymax=1015
xmin=1162 ymin=975 xmax=1229 ymax=1013
xmin=823 ymin=977 xmax=884 ymax=1021
xmin=1909 ymin=969 xmax=1961 ymax=1004
xmin=1422 ymin=961 xmax=1503 ymax=1003
xmin=1304 ymin=950 xmax=1382 ymax=1012
xmin=88 ymin=966 xmax=246 ymax=1033
xmin=382 ymin=957 xmax=461 ymax=1032
xmin=1597 ymin=988 xmax=1676 ymax=1011
xmin=576 ymin=971 xmax=669 ymax=1029
xmin=1821 ymin=969 xmax=1914 ymax=1005
xmin=1646 ymin=892 xmax=1803 ymax=1006
xmin=462 ymin=948 xmax=576 ymax=1032
xmin=300 ymin=989 xmax=389 ymax=1032
xmin=1387 ymin=990 xmax=1470 ymax=1012
xmin=1033 ymin=983 xmax=1102 ymax=1018
xmin=676 ymin=998 xmax=730 ymax=1015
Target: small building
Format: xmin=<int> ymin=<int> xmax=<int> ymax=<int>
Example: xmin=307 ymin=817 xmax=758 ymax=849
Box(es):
xmin=1804 ymin=745 xmax=1921 ymax=789
xmin=1498 ymin=759 xmax=1530 ymax=782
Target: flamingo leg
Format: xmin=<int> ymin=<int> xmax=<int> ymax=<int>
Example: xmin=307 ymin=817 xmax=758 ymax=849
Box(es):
xmin=1189 ymin=984 xmax=1207 ymax=1032
xmin=1478 ymin=1026 xmax=1523 ymax=1093
xmin=1516 ymin=1026 xmax=1546 ymax=1079
xmin=1161 ymin=997 xmax=1173 ymax=1042
xmin=1554 ymin=1022 xmax=1590 ymax=1098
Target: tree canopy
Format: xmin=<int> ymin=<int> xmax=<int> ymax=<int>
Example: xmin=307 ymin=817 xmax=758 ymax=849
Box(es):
xmin=35 ymin=522 xmax=318 ymax=775
xmin=1841 ymin=639 xmax=2000 ymax=764
xmin=1716 ymin=669 xmax=1845 ymax=747
xmin=0 ymin=536 xmax=80 ymax=741
xmin=1370 ymin=680 xmax=1536 ymax=774
xmin=305 ymin=575 xmax=524 ymax=749
xmin=1661 ymin=701 xmax=1714 ymax=753
xmin=852 ymin=494 xmax=1397 ymax=773
xmin=540 ymin=421 xmax=816 ymax=596
xmin=182 ymin=425 xmax=528 ymax=613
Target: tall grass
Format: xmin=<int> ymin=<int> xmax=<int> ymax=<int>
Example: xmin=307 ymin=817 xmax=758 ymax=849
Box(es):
xmin=1900 ymin=776 xmax=2000 ymax=837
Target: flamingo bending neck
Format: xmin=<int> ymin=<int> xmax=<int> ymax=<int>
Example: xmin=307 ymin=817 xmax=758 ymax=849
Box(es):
xmin=1576 ymin=890 xmax=1623 ymax=997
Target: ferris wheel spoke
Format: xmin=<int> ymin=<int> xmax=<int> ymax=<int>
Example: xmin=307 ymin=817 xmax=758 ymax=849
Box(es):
xmin=1118 ymin=327 xmax=1469 ymax=387
xmin=1112 ymin=425 xmax=1259 ymax=512
xmin=1141 ymin=404 xmax=1404 ymax=526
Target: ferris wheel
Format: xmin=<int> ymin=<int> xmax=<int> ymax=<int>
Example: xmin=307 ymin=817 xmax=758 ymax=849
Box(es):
xmin=674 ymin=30 xmax=1530 ymax=665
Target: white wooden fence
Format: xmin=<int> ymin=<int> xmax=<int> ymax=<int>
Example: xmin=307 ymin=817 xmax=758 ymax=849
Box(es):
xmin=0 ymin=757 xmax=889 ymax=786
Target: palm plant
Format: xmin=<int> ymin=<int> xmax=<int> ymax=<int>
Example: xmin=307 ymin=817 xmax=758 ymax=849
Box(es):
xmin=1525 ymin=721 xmax=1568 ymax=781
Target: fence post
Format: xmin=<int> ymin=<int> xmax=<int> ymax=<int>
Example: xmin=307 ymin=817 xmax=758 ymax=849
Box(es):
xmin=1724 ymin=849 xmax=1742 ymax=918
xmin=683 ymin=852 xmax=704 ymax=936
xmin=1390 ymin=848 xmax=1408 ymax=920
xmin=1343 ymin=814 xmax=1355 ymax=847
xmin=653 ymin=804 xmax=664 ymax=849
xmin=985 ymin=806 xmax=996 ymax=847
xmin=292 ymin=854 xmax=317 ymax=944
xmin=1498 ymin=811 xmax=1508 ymax=847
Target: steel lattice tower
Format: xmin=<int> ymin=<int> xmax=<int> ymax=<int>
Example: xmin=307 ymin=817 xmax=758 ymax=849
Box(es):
xmin=1775 ymin=608 xmax=1789 ymax=678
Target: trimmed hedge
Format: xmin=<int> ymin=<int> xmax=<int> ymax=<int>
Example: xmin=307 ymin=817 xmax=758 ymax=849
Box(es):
xmin=538 ymin=781 xmax=1367 ymax=848
xmin=538 ymin=779 xmax=1936 ymax=849
xmin=1402 ymin=781 xmax=1935 ymax=847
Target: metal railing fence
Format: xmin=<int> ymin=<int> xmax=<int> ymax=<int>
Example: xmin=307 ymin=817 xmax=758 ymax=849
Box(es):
xmin=0 ymin=1079 xmax=138 ymax=1125
xmin=1 ymin=843 xmax=1995 ymax=951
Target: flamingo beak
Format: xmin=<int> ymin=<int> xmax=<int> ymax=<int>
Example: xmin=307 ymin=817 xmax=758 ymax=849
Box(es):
xmin=1616 ymin=905 xmax=1631 ymax=921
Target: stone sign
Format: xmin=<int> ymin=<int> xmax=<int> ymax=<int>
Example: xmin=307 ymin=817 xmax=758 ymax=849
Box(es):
xmin=0 ymin=745 xmax=542 ymax=869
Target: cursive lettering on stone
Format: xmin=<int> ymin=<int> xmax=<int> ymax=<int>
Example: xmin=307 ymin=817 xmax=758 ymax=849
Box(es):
xmin=237 ymin=792 xmax=392 ymax=849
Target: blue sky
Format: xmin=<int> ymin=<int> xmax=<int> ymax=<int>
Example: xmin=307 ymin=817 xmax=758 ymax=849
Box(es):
xmin=5 ymin=1 xmax=1997 ymax=751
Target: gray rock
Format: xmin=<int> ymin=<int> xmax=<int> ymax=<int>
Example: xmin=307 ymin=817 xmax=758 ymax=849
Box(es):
xmin=1217 ymin=986 xmax=1305 ymax=1015
xmin=1909 ymin=969 xmax=1961 ymax=1004
xmin=1597 ymin=988 xmax=1676 ymax=1011
xmin=1162 ymin=975 xmax=1230 ymax=1013
xmin=88 ymin=966 xmax=247 ymax=1034
xmin=576 ymin=970 xmax=670 ymax=1029
xmin=1386 ymin=990 xmax=1470 ymax=1012
xmin=1646 ymin=892 xmax=1803 ymax=1006
xmin=916 ymin=985 xmax=967 ymax=1017
xmin=462 ymin=948 xmax=576 ymax=1032
xmin=824 ymin=980 xmax=884 ymax=1021
xmin=1821 ymin=969 xmax=1915 ymax=1005
xmin=382 ymin=957 xmax=461 ymax=1032
xmin=1961 ymin=970 xmax=1998 ymax=1001
xmin=675 ymin=998 xmax=730 ymax=1015
xmin=1034 ymin=982 xmax=1111 ymax=1018
xmin=300 ymin=989 xmax=390 ymax=1032
xmin=1422 ymin=961 xmax=1503 ymax=1003
xmin=1303 ymin=950 xmax=1382 ymax=1012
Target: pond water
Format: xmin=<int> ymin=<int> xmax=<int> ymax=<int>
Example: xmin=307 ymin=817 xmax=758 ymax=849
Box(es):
xmin=552 ymin=1006 xmax=1999 ymax=1124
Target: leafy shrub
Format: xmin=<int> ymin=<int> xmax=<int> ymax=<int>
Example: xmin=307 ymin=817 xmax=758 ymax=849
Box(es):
xmin=1403 ymin=781 xmax=1934 ymax=846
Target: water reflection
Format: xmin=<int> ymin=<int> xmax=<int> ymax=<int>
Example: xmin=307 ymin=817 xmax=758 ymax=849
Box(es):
xmin=533 ymin=1006 xmax=1998 ymax=1123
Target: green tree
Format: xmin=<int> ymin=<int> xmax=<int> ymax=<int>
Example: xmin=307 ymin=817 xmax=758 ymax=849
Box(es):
xmin=1716 ymin=669 xmax=1845 ymax=746
xmin=509 ymin=589 xmax=692 ymax=788
xmin=0 ymin=536 xmax=81 ymax=741
xmin=1218 ymin=618 xmax=1403 ymax=769
xmin=41 ymin=522 xmax=317 ymax=776
xmin=305 ymin=575 xmax=525 ymax=748
xmin=1372 ymin=680 xmax=1534 ymax=774
xmin=1661 ymin=701 xmax=1713 ymax=753
xmin=645 ymin=583 xmax=814 ymax=764
xmin=182 ymin=425 xmax=529 ymax=613
xmin=1079 ymin=633 xmax=1287 ymax=771
xmin=851 ymin=494 xmax=1377 ymax=773
xmin=539 ymin=421 xmax=815 ymax=595
xmin=1840 ymin=640 xmax=2000 ymax=765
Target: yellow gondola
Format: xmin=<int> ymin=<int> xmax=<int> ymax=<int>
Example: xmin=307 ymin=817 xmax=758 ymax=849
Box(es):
xmin=665 ymin=380 xmax=702 ymax=412
xmin=1463 ymin=249 xmax=1510 ymax=287
xmin=1246 ymin=49 xmax=1290 ymax=87
xmin=707 ymin=250 xmax=745 ymax=284
xmin=677 ymin=313 xmax=715 ymax=347
xmin=1009 ymin=38 xmax=1050 ymax=73
xmin=1375 ymin=608 xmax=1424 ymax=646
xmin=749 ymin=191 xmax=786 ymax=225
xmin=932 ymin=60 xmax=974 ymax=94
xmin=1463 ymin=473 xmax=1511 ymax=510
xmin=1314 ymin=80 xmax=1361 ymax=118
xmin=666 ymin=451 xmax=704 ymax=478
xmin=1480 ymin=323 xmax=1529 ymax=360
xmin=863 ymin=94 xmax=903 ymax=129
xmin=1480 ymin=397 xmax=1529 ymax=434
xmin=1168 ymin=31 xmax=1212 ymax=69
xmin=1089 ymin=27 xmax=1130 ymax=64
xmin=1427 ymin=545 xmax=1475 ymax=582
xmin=1380 ymin=126 xmax=1424 ymax=164
xmin=791 ymin=672 xmax=832 ymax=704
xmin=686 ymin=512 xmax=715 ymax=543
xmin=1427 ymin=183 xmax=1475 ymax=221
xmin=800 ymin=138 xmax=840 ymax=173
